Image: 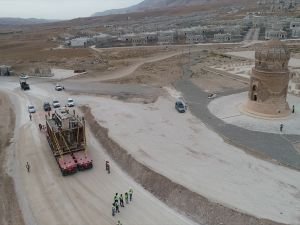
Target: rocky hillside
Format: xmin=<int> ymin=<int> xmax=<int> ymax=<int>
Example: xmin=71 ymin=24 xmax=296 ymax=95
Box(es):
xmin=130 ymin=0 xmax=206 ymax=9
xmin=92 ymin=0 xmax=224 ymax=16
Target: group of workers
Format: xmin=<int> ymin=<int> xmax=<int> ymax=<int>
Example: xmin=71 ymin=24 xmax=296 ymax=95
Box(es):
xmin=106 ymin=160 xmax=133 ymax=225
xmin=112 ymin=189 xmax=133 ymax=217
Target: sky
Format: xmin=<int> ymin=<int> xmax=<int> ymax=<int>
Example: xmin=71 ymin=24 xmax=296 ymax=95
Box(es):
xmin=0 ymin=0 xmax=143 ymax=20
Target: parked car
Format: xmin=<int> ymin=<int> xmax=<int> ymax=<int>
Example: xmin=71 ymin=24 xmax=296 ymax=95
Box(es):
xmin=28 ymin=105 xmax=36 ymax=113
xmin=208 ymin=93 xmax=217 ymax=99
xmin=55 ymin=84 xmax=63 ymax=91
xmin=67 ymin=98 xmax=75 ymax=107
xmin=43 ymin=102 xmax=51 ymax=111
xmin=52 ymin=100 xmax=60 ymax=108
xmin=175 ymin=100 xmax=187 ymax=113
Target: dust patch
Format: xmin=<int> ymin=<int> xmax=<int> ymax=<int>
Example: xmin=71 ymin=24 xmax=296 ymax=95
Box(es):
xmin=81 ymin=105 xmax=286 ymax=225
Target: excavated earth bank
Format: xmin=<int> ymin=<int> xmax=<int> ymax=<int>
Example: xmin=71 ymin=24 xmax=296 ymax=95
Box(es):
xmin=0 ymin=92 xmax=25 ymax=225
xmin=81 ymin=106 xmax=286 ymax=225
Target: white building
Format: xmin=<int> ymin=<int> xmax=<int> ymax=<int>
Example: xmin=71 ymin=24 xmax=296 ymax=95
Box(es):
xmin=178 ymin=28 xmax=195 ymax=38
xmin=120 ymin=32 xmax=158 ymax=46
xmin=93 ymin=33 xmax=116 ymax=48
xmin=0 ymin=65 xmax=12 ymax=76
xmin=258 ymin=0 xmax=297 ymax=12
xmin=265 ymin=29 xmax=287 ymax=40
xmin=290 ymin=21 xmax=300 ymax=29
xmin=93 ymin=33 xmax=112 ymax=42
xmin=252 ymin=15 xmax=267 ymax=28
xmin=120 ymin=33 xmax=136 ymax=43
xmin=214 ymin=33 xmax=232 ymax=42
xmin=224 ymin=25 xmax=241 ymax=36
xmin=186 ymin=34 xmax=205 ymax=44
xmin=292 ymin=28 xmax=300 ymax=38
xmin=132 ymin=35 xmax=147 ymax=45
xmin=70 ymin=37 xmax=90 ymax=48
xmin=158 ymin=31 xmax=175 ymax=45
xmin=143 ymin=32 xmax=158 ymax=44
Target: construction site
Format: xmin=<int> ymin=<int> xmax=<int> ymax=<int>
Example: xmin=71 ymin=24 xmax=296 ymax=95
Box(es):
xmin=0 ymin=1 xmax=300 ymax=225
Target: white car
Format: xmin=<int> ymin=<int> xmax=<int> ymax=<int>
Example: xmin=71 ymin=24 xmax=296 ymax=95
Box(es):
xmin=28 ymin=105 xmax=36 ymax=113
xmin=52 ymin=100 xmax=61 ymax=108
xmin=55 ymin=84 xmax=63 ymax=91
xmin=208 ymin=93 xmax=217 ymax=99
xmin=67 ymin=98 xmax=75 ymax=107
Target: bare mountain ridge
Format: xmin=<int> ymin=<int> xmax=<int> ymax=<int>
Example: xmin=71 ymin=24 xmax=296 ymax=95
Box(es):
xmin=131 ymin=0 xmax=207 ymax=9
xmin=0 ymin=17 xmax=58 ymax=26
xmin=92 ymin=0 xmax=222 ymax=16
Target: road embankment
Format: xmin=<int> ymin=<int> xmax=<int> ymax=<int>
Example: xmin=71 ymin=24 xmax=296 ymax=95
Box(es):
xmin=0 ymin=91 xmax=25 ymax=225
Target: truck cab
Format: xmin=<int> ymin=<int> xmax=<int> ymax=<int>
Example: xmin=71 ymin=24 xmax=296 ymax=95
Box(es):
xmin=19 ymin=75 xmax=30 ymax=90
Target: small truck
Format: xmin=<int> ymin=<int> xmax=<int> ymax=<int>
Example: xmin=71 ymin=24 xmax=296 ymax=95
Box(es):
xmin=20 ymin=75 xmax=30 ymax=90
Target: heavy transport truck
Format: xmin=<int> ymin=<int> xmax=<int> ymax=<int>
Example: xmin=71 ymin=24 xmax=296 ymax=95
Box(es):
xmin=45 ymin=108 xmax=93 ymax=176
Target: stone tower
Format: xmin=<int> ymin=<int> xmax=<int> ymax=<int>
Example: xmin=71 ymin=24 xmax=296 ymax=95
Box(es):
xmin=244 ymin=40 xmax=290 ymax=117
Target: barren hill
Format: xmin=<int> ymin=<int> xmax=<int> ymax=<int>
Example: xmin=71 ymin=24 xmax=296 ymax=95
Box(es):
xmin=92 ymin=0 xmax=251 ymax=16
xmin=0 ymin=17 xmax=58 ymax=26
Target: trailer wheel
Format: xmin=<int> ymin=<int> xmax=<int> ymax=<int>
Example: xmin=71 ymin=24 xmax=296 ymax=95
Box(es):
xmin=61 ymin=170 xmax=66 ymax=176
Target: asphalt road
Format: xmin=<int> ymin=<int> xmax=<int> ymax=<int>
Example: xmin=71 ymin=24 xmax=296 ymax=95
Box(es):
xmin=175 ymin=78 xmax=300 ymax=170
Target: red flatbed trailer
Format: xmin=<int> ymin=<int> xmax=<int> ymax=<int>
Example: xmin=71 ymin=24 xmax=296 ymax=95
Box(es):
xmin=57 ymin=154 xmax=77 ymax=175
xmin=73 ymin=151 xmax=93 ymax=170
xmin=45 ymin=108 xmax=93 ymax=176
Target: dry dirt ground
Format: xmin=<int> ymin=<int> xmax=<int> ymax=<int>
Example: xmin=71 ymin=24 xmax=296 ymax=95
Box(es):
xmin=105 ymin=47 xmax=248 ymax=88
xmin=190 ymin=52 xmax=250 ymax=92
xmin=0 ymin=92 xmax=24 ymax=225
xmin=0 ymin=31 xmax=185 ymax=77
xmin=107 ymin=53 xmax=184 ymax=86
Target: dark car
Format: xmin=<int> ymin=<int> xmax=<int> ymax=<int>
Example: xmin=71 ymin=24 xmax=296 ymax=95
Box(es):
xmin=20 ymin=81 xmax=30 ymax=90
xmin=175 ymin=100 xmax=187 ymax=113
xmin=43 ymin=102 xmax=51 ymax=111
xmin=55 ymin=84 xmax=63 ymax=91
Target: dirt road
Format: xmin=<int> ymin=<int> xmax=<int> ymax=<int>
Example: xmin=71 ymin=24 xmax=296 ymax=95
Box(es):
xmin=0 ymin=79 xmax=197 ymax=225
xmin=88 ymin=46 xmax=204 ymax=82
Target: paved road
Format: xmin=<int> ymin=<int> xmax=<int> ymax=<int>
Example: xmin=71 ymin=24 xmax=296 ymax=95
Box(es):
xmin=175 ymin=77 xmax=300 ymax=170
